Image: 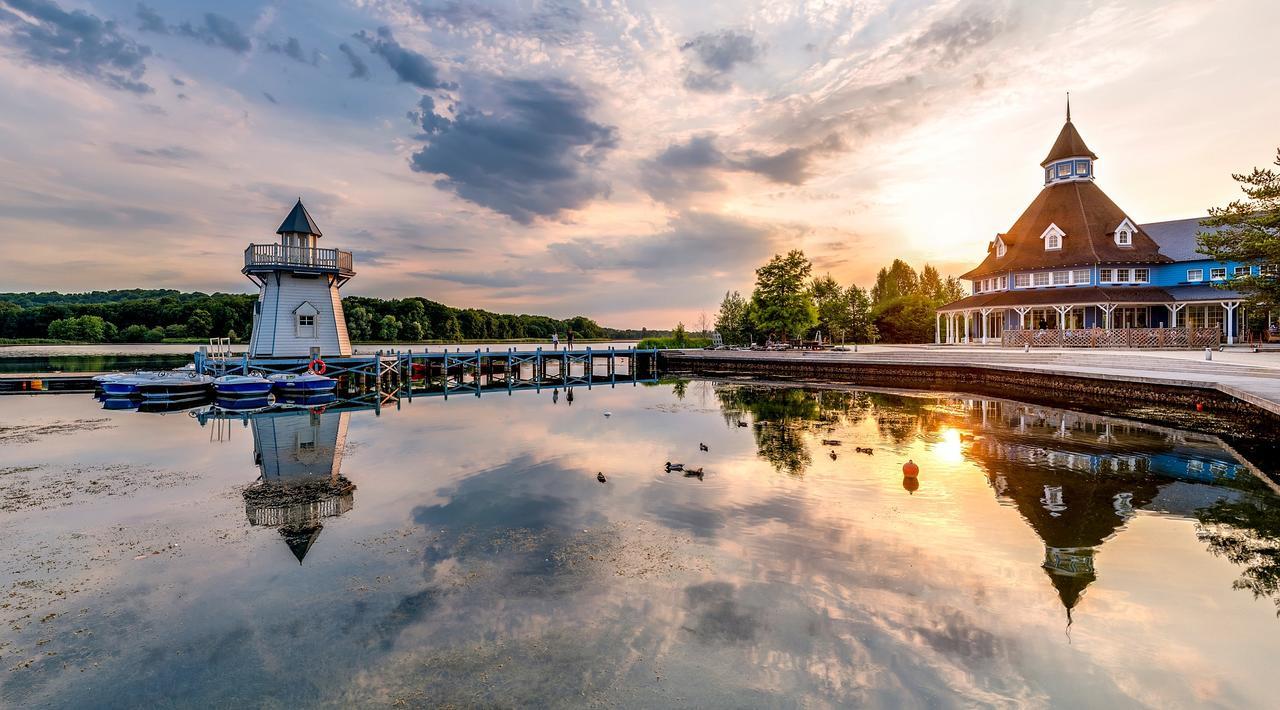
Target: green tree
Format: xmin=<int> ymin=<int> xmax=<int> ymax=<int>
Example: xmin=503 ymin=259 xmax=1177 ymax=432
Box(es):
xmin=917 ymin=264 xmax=945 ymax=301
xmin=47 ymin=315 xmax=109 ymax=342
xmin=186 ymin=308 xmax=214 ymax=337
xmin=144 ymin=326 xmax=166 ymax=343
xmin=750 ymin=250 xmax=817 ymax=340
xmin=714 ymin=290 xmax=750 ymax=345
xmin=846 ymin=285 xmax=878 ymax=343
xmin=870 ymin=259 xmax=919 ymax=305
xmin=121 ymin=324 xmax=150 ymax=342
xmin=873 ymin=294 xmax=937 ymax=343
xmin=1198 ymin=147 xmax=1280 ymax=308
xmin=377 ymin=314 xmax=401 ymax=341
xmin=811 ymin=275 xmax=850 ymax=343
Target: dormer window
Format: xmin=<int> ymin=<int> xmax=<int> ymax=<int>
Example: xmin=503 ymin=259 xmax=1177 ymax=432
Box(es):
xmin=1041 ymin=223 xmax=1064 ymax=251
xmin=995 ymin=236 xmax=1007 ymax=258
xmin=1114 ymin=218 xmax=1136 ymax=247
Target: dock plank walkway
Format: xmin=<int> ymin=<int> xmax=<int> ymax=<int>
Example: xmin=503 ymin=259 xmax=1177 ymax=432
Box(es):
xmin=664 ymin=346 xmax=1280 ymax=416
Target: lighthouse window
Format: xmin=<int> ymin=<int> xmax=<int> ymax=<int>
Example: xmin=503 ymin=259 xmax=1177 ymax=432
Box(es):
xmin=296 ymin=314 xmax=316 ymax=338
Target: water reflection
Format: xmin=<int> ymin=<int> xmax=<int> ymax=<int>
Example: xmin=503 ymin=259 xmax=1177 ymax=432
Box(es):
xmin=4 ymin=381 xmax=1280 ymax=706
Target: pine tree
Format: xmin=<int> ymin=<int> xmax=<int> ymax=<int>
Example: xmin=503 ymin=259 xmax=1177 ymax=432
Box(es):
xmin=1198 ymin=148 xmax=1280 ymax=308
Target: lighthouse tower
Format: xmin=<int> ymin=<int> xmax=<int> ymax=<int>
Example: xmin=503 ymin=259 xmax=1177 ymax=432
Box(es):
xmin=244 ymin=199 xmax=354 ymax=358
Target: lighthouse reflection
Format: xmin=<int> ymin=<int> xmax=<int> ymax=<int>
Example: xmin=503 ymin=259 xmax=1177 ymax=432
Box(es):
xmin=203 ymin=403 xmax=357 ymax=563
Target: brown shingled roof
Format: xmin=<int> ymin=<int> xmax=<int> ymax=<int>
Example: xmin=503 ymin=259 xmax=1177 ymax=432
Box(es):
xmin=961 ymin=180 xmax=1171 ymax=280
xmin=1041 ymin=121 xmax=1097 ymax=166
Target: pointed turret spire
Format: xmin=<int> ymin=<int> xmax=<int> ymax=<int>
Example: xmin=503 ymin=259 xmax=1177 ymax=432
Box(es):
xmin=276 ymin=198 xmax=322 ymax=237
xmin=1065 ymin=92 xmax=1071 ymax=122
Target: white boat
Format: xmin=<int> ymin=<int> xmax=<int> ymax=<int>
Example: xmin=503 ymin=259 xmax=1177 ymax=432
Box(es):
xmin=214 ymin=374 xmax=273 ymax=397
xmin=268 ymin=372 xmax=337 ymax=393
xmin=137 ymin=372 xmax=215 ymax=399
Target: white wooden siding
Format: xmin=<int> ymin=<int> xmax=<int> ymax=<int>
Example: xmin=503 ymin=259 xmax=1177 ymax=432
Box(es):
xmin=249 ymin=273 xmax=352 ymax=357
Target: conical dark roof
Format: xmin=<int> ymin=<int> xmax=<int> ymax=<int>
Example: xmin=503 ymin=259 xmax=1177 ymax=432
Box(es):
xmin=276 ymin=198 xmax=322 ymax=236
xmin=1041 ymin=121 xmax=1097 ymax=166
xmin=281 ymin=522 xmax=323 ymax=564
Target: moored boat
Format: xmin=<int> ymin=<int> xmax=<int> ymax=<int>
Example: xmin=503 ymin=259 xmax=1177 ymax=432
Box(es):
xmin=214 ymin=395 xmax=273 ymax=412
xmin=99 ymin=371 xmax=167 ymax=397
xmin=269 ymin=372 xmax=337 ymax=393
xmin=137 ymin=373 xmax=215 ymax=400
xmin=214 ymin=374 xmax=273 ymax=397
xmin=275 ymin=392 xmax=338 ymax=408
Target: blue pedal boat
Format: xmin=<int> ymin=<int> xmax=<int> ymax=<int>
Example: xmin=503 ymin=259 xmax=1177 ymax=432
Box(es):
xmin=99 ymin=371 xmax=165 ymax=397
xmin=214 ymin=374 xmax=273 ymax=397
xmin=269 ymin=372 xmax=337 ymax=394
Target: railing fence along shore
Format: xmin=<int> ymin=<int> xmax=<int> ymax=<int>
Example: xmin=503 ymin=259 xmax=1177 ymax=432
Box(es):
xmin=1001 ymin=327 xmax=1222 ymax=348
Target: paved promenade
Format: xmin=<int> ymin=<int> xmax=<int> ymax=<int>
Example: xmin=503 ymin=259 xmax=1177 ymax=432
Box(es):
xmin=667 ymin=345 xmax=1280 ymax=416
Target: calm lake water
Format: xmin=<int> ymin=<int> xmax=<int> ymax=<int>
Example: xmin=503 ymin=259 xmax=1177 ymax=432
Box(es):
xmin=2 ymin=380 xmax=1279 ymax=707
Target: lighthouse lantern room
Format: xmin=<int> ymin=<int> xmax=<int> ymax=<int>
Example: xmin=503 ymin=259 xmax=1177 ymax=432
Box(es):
xmin=244 ymin=199 xmax=354 ymax=358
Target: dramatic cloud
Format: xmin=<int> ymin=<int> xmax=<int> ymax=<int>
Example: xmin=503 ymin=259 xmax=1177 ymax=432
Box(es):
xmin=355 ymin=27 xmax=453 ymax=90
xmin=547 ymin=212 xmax=782 ymax=278
xmin=409 ymin=78 xmax=617 ymax=223
xmin=912 ymin=4 xmax=1013 ymax=65
xmin=642 ymin=133 xmax=843 ymax=202
xmin=176 ymin=13 xmax=251 ymax=54
xmin=413 ymin=0 xmax=584 ymax=44
xmin=266 ymin=36 xmax=316 ymax=65
xmin=134 ymin=3 xmax=166 ymax=34
xmin=0 ymin=0 xmax=152 ymax=93
xmin=680 ymin=30 xmax=762 ymax=93
xmin=337 ymin=42 xmax=369 ymax=79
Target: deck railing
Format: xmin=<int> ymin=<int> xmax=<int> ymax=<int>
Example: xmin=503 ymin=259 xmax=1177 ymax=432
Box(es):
xmin=244 ymin=244 xmax=354 ymax=274
xmin=1002 ymin=327 xmax=1221 ymax=349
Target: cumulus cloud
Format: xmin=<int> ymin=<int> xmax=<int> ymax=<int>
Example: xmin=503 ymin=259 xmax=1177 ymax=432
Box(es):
xmin=680 ymin=29 xmax=762 ymax=93
xmin=355 ymin=27 xmax=454 ymax=90
xmin=0 ymin=0 xmax=153 ymax=94
xmin=409 ymin=78 xmax=617 ymax=223
xmin=337 ymin=42 xmax=369 ymax=79
xmin=641 ymin=133 xmax=843 ymax=202
xmin=547 ymin=212 xmax=782 ymax=278
xmin=134 ymin=2 xmax=166 ymax=34
xmin=176 ymin=13 xmax=251 ymax=53
xmin=413 ymin=0 xmax=584 ymax=44
xmin=266 ymin=36 xmax=316 ymax=65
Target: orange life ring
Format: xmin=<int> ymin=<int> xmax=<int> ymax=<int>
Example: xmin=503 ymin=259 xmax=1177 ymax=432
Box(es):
xmin=311 ymin=405 xmax=327 ymax=415
xmin=310 ymin=358 xmax=326 ymax=375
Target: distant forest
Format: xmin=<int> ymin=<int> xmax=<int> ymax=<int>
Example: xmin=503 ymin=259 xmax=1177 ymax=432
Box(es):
xmin=0 ymin=289 xmax=652 ymax=343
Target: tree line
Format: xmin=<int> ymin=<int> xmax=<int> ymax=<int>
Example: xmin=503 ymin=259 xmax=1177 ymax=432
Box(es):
xmin=713 ymin=250 xmax=965 ymax=344
xmin=0 ymin=290 xmax=613 ymax=344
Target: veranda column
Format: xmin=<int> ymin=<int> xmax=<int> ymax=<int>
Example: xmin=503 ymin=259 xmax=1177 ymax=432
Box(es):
xmin=963 ymin=311 xmax=972 ymax=344
xmin=981 ymin=308 xmax=992 ymax=344
xmin=1223 ymin=301 xmax=1239 ymax=345
xmin=936 ymin=312 xmax=941 ymax=344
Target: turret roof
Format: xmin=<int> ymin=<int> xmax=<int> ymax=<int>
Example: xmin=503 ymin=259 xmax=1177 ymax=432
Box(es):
xmin=276 ymin=198 xmax=322 ymax=236
xmin=1041 ymin=120 xmax=1097 ymax=166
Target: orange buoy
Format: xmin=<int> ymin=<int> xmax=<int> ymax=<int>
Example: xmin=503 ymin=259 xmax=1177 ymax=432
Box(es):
xmin=1195 ymin=402 xmax=1204 ymax=412
xmin=903 ymin=475 xmax=919 ymax=494
xmin=902 ymin=459 xmax=919 ymax=477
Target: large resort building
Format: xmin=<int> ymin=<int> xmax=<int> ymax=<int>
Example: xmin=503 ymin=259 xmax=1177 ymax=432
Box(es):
xmin=937 ymin=106 xmax=1263 ymax=347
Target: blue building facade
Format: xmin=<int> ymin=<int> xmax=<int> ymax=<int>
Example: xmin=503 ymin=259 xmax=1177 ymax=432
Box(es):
xmin=937 ymin=110 xmax=1260 ymax=346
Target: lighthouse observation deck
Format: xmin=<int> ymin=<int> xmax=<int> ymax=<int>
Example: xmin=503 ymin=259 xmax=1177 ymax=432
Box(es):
xmin=243 ymin=244 xmax=355 ymax=277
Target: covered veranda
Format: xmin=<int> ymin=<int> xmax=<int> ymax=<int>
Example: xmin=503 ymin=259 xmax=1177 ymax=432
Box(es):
xmin=935 ymin=286 xmax=1247 ymax=346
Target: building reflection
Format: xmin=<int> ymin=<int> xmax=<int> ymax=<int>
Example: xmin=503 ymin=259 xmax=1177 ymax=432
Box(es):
xmin=954 ymin=399 xmax=1258 ymax=621
xmin=202 ymin=404 xmax=357 ymax=563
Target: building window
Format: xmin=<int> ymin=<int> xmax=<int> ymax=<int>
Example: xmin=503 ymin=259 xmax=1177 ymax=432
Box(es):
xmin=1234 ymin=266 xmax=1250 ymax=277
xmin=1033 ymin=272 xmax=1050 ymax=287
xmin=1211 ymin=267 xmax=1227 ymax=280
xmin=1053 ymin=271 xmax=1069 ymax=285
xmin=1057 ymin=163 xmax=1071 ymax=177
xmin=297 ymin=314 xmax=316 ymax=338
xmin=1075 ymin=160 xmax=1089 ymax=175
xmin=1187 ymin=268 xmax=1203 ymax=282
xmin=1072 ymin=269 xmax=1090 ymax=284
xmin=997 ymin=276 xmax=1007 ymax=289
xmin=1115 ymin=268 xmax=1131 ymax=282
xmin=1262 ymin=264 xmax=1279 ymax=277
xmin=1045 ymin=233 xmax=1061 ymax=250
xmin=1015 ymin=273 xmax=1030 ymax=288
xmin=1045 ymin=168 xmax=1053 ymax=182
xmin=996 ymin=240 xmax=1006 ymax=258
xmin=1116 ymin=229 xmax=1131 ymax=246
xmin=1100 ymin=268 xmax=1113 ymax=283
xmin=974 ymin=281 xmax=983 ymax=294
xmin=1134 ymin=268 xmax=1149 ymax=283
